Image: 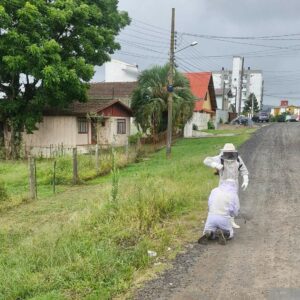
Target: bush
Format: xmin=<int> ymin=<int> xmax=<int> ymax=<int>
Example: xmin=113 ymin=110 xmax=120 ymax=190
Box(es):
xmin=219 ymin=118 xmax=223 ymax=124
xmin=128 ymin=133 xmax=142 ymax=145
xmin=277 ymin=114 xmax=286 ymax=122
xmin=207 ymin=120 xmax=215 ymax=130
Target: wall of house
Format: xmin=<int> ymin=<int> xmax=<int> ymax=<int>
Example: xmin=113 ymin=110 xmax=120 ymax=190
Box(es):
xmin=184 ymin=112 xmax=210 ymax=137
xmin=203 ymin=92 xmax=212 ymax=111
xmin=99 ymin=117 xmax=130 ymax=146
xmin=215 ymin=109 xmax=229 ymax=128
xmin=23 ymin=116 xmax=79 ymax=148
xmin=77 ymin=121 xmax=91 ymax=145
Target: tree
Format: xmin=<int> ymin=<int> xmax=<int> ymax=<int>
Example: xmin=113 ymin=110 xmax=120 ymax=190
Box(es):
xmin=0 ymin=0 xmax=129 ymax=158
xmin=243 ymin=93 xmax=260 ymax=115
xmin=131 ymin=64 xmax=195 ymax=141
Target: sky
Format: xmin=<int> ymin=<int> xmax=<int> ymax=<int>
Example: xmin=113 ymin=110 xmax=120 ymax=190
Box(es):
xmin=93 ymin=0 xmax=300 ymax=106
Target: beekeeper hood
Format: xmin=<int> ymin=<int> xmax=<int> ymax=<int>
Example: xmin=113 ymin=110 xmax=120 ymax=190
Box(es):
xmin=221 ymin=143 xmax=239 ymax=161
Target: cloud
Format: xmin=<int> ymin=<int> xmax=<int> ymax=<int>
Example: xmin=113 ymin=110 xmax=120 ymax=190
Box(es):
xmin=100 ymin=0 xmax=300 ymax=105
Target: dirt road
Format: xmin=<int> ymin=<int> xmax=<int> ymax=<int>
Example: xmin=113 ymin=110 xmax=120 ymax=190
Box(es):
xmin=135 ymin=123 xmax=300 ymax=300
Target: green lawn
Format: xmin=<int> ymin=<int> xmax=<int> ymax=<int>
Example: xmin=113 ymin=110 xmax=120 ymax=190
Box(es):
xmin=201 ymin=128 xmax=256 ymax=135
xmin=0 ymin=129 xmax=255 ymax=299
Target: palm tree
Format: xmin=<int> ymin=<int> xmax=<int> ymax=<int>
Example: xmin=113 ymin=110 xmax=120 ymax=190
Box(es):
xmin=131 ymin=64 xmax=195 ymax=141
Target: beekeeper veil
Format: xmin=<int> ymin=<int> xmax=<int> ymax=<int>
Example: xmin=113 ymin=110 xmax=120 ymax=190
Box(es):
xmin=220 ymin=143 xmax=240 ymax=182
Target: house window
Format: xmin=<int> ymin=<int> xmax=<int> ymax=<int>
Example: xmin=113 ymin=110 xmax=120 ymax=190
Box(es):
xmin=78 ymin=117 xmax=88 ymax=134
xmin=117 ymin=119 xmax=126 ymax=134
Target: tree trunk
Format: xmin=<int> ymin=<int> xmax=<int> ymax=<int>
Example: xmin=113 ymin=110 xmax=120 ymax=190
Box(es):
xmin=3 ymin=121 xmax=19 ymax=160
xmin=3 ymin=122 xmax=11 ymax=160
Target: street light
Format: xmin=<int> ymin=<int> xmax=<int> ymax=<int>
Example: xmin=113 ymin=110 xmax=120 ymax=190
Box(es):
xmin=166 ymin=40 xmax=198 ymax=158
xmin=175 ymin=41 xmax=198 ymax=53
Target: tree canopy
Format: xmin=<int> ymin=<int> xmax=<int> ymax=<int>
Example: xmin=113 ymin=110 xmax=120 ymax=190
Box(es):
xmin=243 ymin=93 xmax=260 ymax=115
xmin=131 ymin=64 xmax=195 ymax=138
xmin=0 ymin=0 xmax=130 ymax=157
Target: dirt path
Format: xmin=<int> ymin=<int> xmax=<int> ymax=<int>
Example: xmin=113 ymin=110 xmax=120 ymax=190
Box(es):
xmin=134 ymin=123 xmax=300 ymax=300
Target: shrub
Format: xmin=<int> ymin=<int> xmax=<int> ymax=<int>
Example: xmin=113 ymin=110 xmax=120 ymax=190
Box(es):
xmin=219 ymin=118 xmax=223 ymax=124
xmin=128 ymin=133 xmax=142 ymax=145
xmin=207 ymin=120 xmax=215 ymax=130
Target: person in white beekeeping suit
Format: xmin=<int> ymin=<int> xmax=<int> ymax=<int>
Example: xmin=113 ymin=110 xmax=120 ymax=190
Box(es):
xmin=198 ymin=179 xmax=240 ymax=245
xmin=203 ymin=143 xmax=249 ymax=229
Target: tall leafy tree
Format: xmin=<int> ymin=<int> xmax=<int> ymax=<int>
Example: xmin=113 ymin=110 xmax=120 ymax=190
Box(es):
xmin=0 ymin=0 xmax=129 ymax=158
xmin=131 ymin=64 xmax=195 ymax=140
xmin=243 ymin=93 xmax=260 ymax=115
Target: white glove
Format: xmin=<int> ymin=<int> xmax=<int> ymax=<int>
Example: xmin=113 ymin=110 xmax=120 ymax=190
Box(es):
xmin=241 ymin=175 xmax=249 ymax=191
xmin=212 ymin=162 xmax=223 ymax=171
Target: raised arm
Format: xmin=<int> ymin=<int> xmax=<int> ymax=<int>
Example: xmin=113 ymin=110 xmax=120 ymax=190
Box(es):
xmin=203 ymin=155 xmax=223 ymax=170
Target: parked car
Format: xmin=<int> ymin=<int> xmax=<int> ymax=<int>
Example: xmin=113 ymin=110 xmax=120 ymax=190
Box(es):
xmin=258 ymin=112 xmax=269 ymax=122
xmin=286 ymin=115 xmax=298 ymax=122
xmin=230 ymin=115 xmax=250 ymax=126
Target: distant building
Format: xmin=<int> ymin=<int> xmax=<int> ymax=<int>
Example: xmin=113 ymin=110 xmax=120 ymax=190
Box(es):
xmin=271 ymin=100 xmax=300 ymax=119
xmin=183 ymin=72 xmax=218 ymax=137
xmin=212 ymin=56 xmax=264 ymax=113
xmin=104 ymin=59 xmax=139 ymax=82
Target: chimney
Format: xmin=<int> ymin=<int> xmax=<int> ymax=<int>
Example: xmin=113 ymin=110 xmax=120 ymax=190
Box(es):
xmin=280 ymin=100 xmax=288 ymax=107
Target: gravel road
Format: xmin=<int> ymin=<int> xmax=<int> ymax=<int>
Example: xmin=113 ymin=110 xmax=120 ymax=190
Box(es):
xmin=134 ymin=123 xmax=300 ymax=300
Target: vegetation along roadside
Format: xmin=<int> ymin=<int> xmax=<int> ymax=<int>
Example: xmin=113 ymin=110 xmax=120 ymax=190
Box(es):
xmin=0 ymin=128 xmax=256 ymax=299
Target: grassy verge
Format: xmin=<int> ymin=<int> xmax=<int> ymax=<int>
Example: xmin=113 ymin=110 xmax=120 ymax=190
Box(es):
xmin=200 ymin=128 xmax=256 ymax=135
xmin=0 ymin=129 xmax=255 ymax=299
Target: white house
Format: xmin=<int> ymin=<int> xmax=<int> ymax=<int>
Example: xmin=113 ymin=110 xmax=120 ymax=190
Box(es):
xmin=105 ymin=59 xmax=139 ymax=82
xmin=23 ymin=82 xmax=137 ymax=155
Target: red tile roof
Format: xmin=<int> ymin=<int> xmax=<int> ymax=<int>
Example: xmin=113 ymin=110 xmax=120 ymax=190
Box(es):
xmin=185 ymin=72 xmax=211 ymax=100
xmin=184 ymin=72 xmax=217 ymax=112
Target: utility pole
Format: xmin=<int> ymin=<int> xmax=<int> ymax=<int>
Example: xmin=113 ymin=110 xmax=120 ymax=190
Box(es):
xmin=222 ymin=80 xmax=226 ymax=110
xmin=238 ymin=57 xmax=244 ymax=115
xmin=234 ymin=86 xmax=238 ymax=113
xmin=251 ymin=94 xmax=254 ymax=117
xmin=166 ymin=8 xmax=175 ymax=159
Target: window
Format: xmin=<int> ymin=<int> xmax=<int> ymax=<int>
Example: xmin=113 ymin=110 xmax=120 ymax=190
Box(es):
xmin=117 ymin=119 xmax=126 ymax=134
xmin=78 ymin=117 xmax=88 ymax=134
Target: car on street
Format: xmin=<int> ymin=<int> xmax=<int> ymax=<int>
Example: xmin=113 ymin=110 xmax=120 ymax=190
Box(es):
xmin=258 ymin=112 xmax=269 ymax=122
xmin=230 ymin=115 xmax=251 ymax=126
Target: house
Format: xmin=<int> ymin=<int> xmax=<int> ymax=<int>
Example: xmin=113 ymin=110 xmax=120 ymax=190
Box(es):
xmin=23 ymin=82 xmax=137 ymax=155
xmin=183 ymin=72 xmax=217 ymax=137
xmin=271 ymin=100 xmax=300 ymax=119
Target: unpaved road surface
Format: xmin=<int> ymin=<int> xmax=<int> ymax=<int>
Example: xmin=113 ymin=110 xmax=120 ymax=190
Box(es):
xmin=135 ymin=123 xmax=300 ymax=300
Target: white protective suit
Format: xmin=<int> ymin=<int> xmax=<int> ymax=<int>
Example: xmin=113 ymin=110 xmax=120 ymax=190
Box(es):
xmin=203 ymin=180 xmax=240 ymax=238
xmin=203 ymin=153 xmax=249 ymax=190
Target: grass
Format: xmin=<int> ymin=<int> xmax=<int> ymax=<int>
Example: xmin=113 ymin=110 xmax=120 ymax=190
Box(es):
xmin=0 ymin=128 xmax=255 ymax=299
xmin=200 ymin=128 xmax=256 ymax=135
xmin=0 ymin=147 xmax=136 ymax=210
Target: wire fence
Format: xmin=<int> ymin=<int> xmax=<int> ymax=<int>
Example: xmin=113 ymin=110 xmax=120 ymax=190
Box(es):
xmin=0 ymin=136 xmax=175 ymax=202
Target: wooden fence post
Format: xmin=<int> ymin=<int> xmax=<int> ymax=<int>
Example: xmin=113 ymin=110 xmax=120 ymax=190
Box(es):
xmin=28 ymin=156 xmax=37 ymax=199
xmin=95 ymin=144 xmax=100 ymax=175
xmin=72 ymin=147 xmax=78 ymax=185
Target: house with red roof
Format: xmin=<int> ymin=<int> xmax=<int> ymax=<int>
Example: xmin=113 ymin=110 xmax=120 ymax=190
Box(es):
xmin=23 ymin=82 xmax=137 ymax=155
xmin=185 ymin=72 xmax=217 ymax=115
xmin=184 ymin=72 xmax=217 ymax=137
